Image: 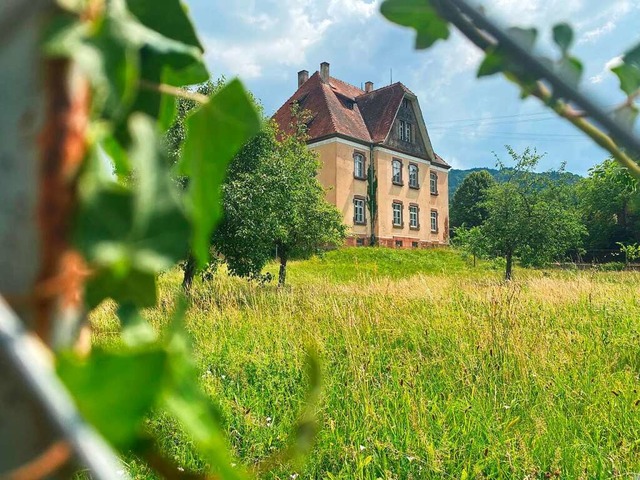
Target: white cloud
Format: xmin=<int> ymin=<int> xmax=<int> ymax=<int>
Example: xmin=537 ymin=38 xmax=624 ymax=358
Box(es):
xmin=577 ymin=1 xmax=636 ymax=44
xmin=203 ymin=0 xmax=380 ymax=80
xmin=589 ymin=55 xmax=623 ymax=84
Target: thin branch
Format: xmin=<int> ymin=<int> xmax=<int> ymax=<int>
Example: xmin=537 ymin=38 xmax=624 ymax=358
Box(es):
xmin=139 ymin=80 xmax=209 ymax=105
xmin=1 ymin=441 xmax=71 ymax=480
xmin=435 ymin=0 xmax=640 ymax=179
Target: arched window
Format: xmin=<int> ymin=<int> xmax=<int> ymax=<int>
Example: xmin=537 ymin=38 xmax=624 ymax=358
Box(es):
xmin=409 ymin=164 xmax=419 ymax=188
xmin=354 ymin=152 xmax=365 ymax=179
xmin=392 ymin=159 xmax=402 ymax=185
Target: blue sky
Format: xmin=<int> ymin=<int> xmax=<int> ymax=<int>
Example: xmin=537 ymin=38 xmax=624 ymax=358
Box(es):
xmin=183 ymin=0 xmax=640 ymax=175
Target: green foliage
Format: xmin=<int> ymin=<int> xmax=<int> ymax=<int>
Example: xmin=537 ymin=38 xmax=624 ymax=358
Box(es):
xmin=450 ymin=170 xmax=496 ymax=230
xmin=576 ymin=159 xmax=640 ymax=250
xmin=468 ymin=147 xmax=585 ymax=279
xmin=90 ymin=250 xmax=640 ymax=479
xmin=379 ymin=0 xmax=449 ymax=49
xmin=178 ymin=80 xmax=261 ymax=267
xmin=617 ymin=242 xmax=640 ymax=265
xmin=57 ymin=347 xmax=168 ymax=449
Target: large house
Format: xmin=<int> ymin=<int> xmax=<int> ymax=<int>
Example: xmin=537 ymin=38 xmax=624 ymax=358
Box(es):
xmin=273 ymin=62 xmax=450 ymax=248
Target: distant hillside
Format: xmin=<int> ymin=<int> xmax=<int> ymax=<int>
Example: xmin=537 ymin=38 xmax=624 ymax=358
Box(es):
xmin=449 ymin=168 xmax=583 ymax=198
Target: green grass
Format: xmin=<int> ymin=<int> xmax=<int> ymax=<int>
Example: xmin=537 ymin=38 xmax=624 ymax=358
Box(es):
xmin=91 ymin=248 xmax=640 ymax=479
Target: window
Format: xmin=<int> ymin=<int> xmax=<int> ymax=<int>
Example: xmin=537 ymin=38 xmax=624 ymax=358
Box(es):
xmin=402 ymin=98 xmax=410 ymax=109
xmin=354 ymin=152 xmax=366 ymax=179
xmin=430 ymin=172 xmax=438 ymax=195
xmin=395 ymin=240 xmax=403 ymax=248
xmin=412 ymin=241 xmax=419 ymax=248
xmin=392 ymin=202 xmax=403 ymax=227
xmin=356 ymin=237 xmax=365 ymax=247
xmin=392 ymin=159 xmax=403 ymax=185
xmin=408 ymin=164 xmax=419 ymax=188
xmin=353 ymin=197 xmax=366 ymax=225
xmin=431 ymin=210 xmax=439 ymax=233
xmin=400 ymin=120 xmax=412 ymax=142
xmin=409 ymin=204 xmax=419 ymax=229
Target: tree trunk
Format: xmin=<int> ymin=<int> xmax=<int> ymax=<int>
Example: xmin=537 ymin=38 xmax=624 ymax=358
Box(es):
xmin=505 ymin=252 xmax=513 ymax=281
xmin=278 ymin=254 xmax=288 ymax=287
xmin=182 ymin=254 xmax=196 ymax=292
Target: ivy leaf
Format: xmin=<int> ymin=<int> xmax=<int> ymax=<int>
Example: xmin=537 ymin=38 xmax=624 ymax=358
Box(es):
xmin=556 ymin=56 xmax=583 ymax=88
xmin=179 ymin=80 xmax=261 ymax=266
xmin=380 ymin=0 xmax=450 ymax=50
xmin=507 ymin=27 xmax=537 ymax=51
xmin=612 ymin=63 xmax=640 ymax=97
xmin=478 ymin=48 xmax=507 ymax=78
xmin=76 ymin=115 xmax=189 ymax=308
xmin=552 ymin=23 xmax=573 ymax=55
xmin=58 ymin=348 xmax=168 ymax=449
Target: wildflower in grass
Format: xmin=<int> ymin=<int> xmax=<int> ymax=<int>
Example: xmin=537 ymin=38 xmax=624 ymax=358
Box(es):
xmin=359 ymin=445 xmax=366 ymax=451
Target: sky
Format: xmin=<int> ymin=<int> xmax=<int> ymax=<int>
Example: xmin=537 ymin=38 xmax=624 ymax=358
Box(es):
xmin=182 ymin=0 xmax=640 ymax=175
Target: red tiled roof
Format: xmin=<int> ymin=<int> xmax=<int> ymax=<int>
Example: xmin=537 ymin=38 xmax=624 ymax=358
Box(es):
xmin=273 ymin=71 xmax=450 ymax=169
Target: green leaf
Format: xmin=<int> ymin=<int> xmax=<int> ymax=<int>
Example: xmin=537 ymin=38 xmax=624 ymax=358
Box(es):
xmin=612 ymin=63 xmax=640 ymax=96
xmin=552 ymin=23 xmax=573 ymax=54
xmin=85 ymin=268 xmax=157 ymax=309
xmin=478 ymin=49 xmax=507 ymax=78
xmin=125 ymin=0 xmax=203 ymax=51
xmin=179 ymin=80 xmax=261 ymax=266
xmin=624 ymin=42 xmax=640 ymax=68
xmin=58 ymin=348 xmax=168 ymax=449
xmin=507 ymin=27 xmax=537 ymax=51
xmin=380 ymin=0 xmax=450 ymax=50
xmin=556 ymin=56 xmax=583 ymax=87
xmin=76 ymin=116 xmax=189 ymax=308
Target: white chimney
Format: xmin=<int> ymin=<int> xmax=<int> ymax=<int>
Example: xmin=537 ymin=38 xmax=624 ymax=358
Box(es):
xmin=320 ymin=62 xmax=330 ymax=82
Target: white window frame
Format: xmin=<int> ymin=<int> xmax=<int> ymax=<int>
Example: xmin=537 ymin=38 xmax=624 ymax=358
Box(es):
xmin=399 ymin=120 xmax=406 ymax=141
xmin=392 ymin=202 xmax=403 ymax=227
xmin=408 ymin=164 xmax=419 ymax=188
xmin=409 ymin=204 xmax=419 ymax=229
xmin=404 ymin=122 xmax=412 ymax=143
xmin=430 ymin=210 xmax=438 ymax=233
xmin=354 ymin=152 xmax=365 ymax=179
xmin=430 ymin=172 xmax=438 ymax=194
xmin=353 ymin=197 xmax=366 ymax=225
xmin=392 ymin=159 xmax=402 ymax=184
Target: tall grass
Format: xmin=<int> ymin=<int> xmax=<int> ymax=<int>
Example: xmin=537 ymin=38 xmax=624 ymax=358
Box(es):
xmin=91 ymin=248 xmax=640 ymax=479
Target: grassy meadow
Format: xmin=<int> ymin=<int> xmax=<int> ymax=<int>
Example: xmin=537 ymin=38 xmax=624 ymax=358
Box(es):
xmin=91 ymin=248 xmax=640 ymax=479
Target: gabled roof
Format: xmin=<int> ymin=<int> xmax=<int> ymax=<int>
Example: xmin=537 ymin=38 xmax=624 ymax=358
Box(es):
xmin=273 ymin=70 xmax=450 ymax=169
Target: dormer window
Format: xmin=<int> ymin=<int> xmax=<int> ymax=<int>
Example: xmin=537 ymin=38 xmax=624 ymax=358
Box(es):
xmin=399 ymin=120 xmax=412 ymax=143
xmin=402 ymin=98 xmax=410 ymax=109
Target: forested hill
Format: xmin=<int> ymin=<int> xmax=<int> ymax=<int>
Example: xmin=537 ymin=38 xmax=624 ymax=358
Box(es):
xmin=449 ymin=168 xmax=583 ymax=197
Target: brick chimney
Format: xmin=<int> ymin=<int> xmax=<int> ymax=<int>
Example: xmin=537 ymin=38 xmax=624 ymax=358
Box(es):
xmin=320 ymin=62 xmax=330 ymax=83
xmin=298 ymin=70 xmax=309 ymax=88
xmin=365 ymin=81 xmax=374 ymax=93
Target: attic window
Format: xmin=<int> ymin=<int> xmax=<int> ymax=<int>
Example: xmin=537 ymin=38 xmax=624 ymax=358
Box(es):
xmin=343 ymin=99 xmax=355 ymax=110
xmin=402 ymin=98 xmax=410 ymax=109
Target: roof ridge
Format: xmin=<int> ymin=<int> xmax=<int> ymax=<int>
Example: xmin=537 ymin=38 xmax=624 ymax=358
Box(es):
xmin=356 ymin=81 xmax=403 ymax=98
xmin=329 ymin=76 xmax=364 ymax=93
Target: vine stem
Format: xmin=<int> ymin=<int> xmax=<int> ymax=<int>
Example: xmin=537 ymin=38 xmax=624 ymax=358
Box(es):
xmin=139 ymin=80 xmax=209 ymax=105
xmin=434 ymin=0 xmax=640 ymax=180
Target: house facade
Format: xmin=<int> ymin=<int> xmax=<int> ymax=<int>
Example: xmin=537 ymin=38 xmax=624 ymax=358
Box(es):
xmin=273 ymin=62 xmax=450 ymax=248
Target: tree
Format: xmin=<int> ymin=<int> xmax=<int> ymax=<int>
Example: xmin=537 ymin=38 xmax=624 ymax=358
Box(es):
xmin=577 ymin=159 xmax=640 ymax=251
xmin=450 ymin=170 xmax=496 ymax=230
xmin=470 ymin=147 xmax=585 ymax=280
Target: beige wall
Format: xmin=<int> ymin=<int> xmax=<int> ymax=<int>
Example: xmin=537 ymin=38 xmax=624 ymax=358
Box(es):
xmin=310 ymin=138 xmax=450 ymax=246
